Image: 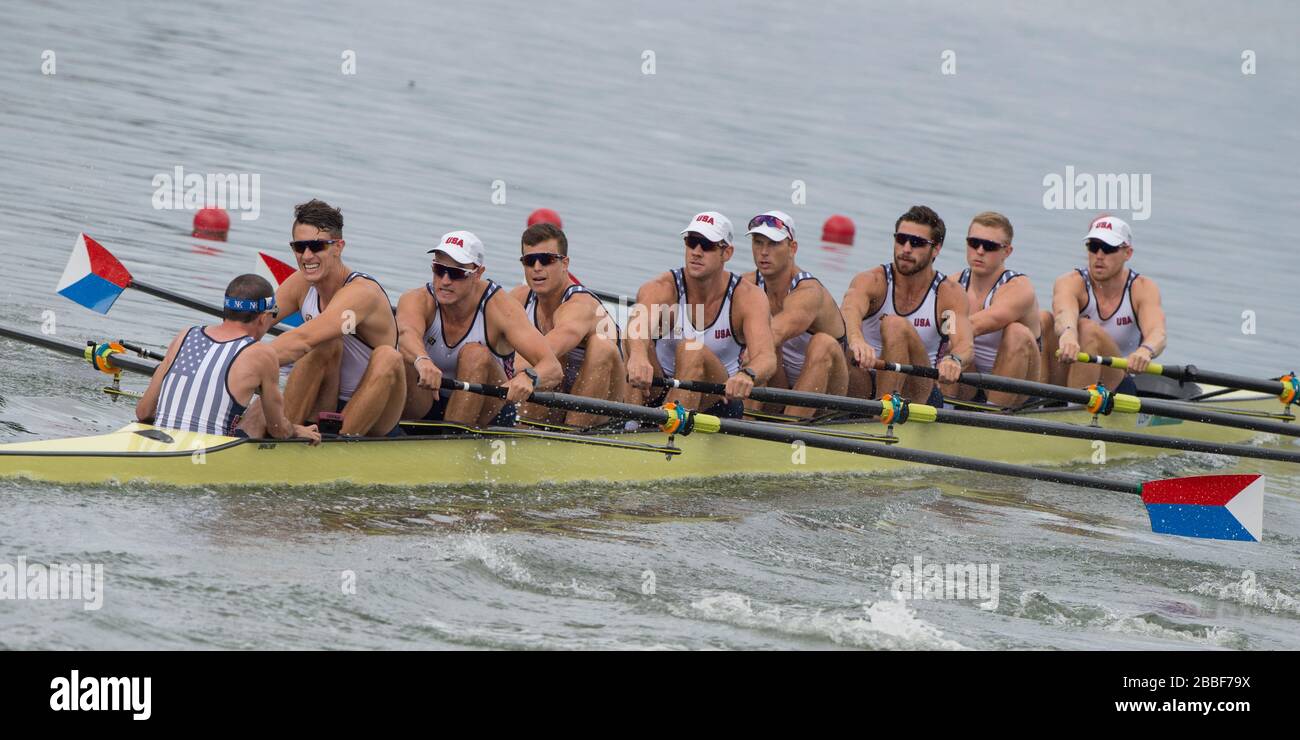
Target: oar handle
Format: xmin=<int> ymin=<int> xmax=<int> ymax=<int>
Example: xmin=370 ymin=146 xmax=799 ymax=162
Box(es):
xmin=1076 ymin=352 xmax=1289 ymax=398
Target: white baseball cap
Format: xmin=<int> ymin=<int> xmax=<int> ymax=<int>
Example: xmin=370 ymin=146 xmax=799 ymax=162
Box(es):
xmin=679 ymin=211 xmax=733 ymax=245
xmin=428 ymin=230 xmax=485 ymax=266
xmin=744 ymin=210 xmax=796 ymax=242
xmin=1085 ymin=215 xmax=1132 ymax=247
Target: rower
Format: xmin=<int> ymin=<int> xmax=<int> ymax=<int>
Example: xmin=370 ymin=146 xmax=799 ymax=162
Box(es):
xmin=741 ymin=210 xmax=848 ymax=417
xmin=625 ymin=211 xmax=777 ymax=416
xmin=507 ymin=223 xmax=625 ymax=427
xmin=135 ymin=274 xmax=320 ymax=444
xmin=951 ymin=211 xmax=1042 ymax=407
xmin=259 ymin=199 xmax=407 ymax=436
xmin=841 ymin=205 xmax=972 ymax=403
xmin=1041 ymin=215 xmax=1167 ymax=393
xmin=396 ymin=230 xmax=562 ymax=426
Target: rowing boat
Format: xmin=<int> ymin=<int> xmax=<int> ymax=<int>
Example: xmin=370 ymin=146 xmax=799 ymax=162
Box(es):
xmin=0 ymin=385 xmax=1285 ymax=487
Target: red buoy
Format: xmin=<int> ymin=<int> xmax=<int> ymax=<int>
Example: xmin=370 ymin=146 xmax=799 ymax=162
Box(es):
xmin=193 ymin=207 xmax=230 ymax=241
xmin=527 ymin=208 xmax=563 ymax=229
xmin=821 ymin=214 xmax=855 ymax=245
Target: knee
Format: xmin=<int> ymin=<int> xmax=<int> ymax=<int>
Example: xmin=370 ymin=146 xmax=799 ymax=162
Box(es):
xmin=1002 ymin=323 xmax=1036 ymax=354
xmin=586 ymin=335 xmax=619 ymax=367
xmin=456 ymin=342 xmax=493 ymax=371
xmin=675 ymin=341 xmax=707 ymax=370
xmin=305 ymin=336 xmax=343 ymax=365
xmin=371 ymin=345 xmax=403 ymax=376
xmin=806 ymin=332 xmax=839 ymax=362
xmin=1039 ymin=310 xmax=1054 ymax=334
xmin=879 ymin=315 xmax=908 ymax=342
xmin=1077 ymin=318 xmax=1101 ymax=344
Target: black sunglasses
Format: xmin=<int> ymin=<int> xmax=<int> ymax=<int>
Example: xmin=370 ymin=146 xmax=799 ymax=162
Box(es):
xmin=432 ymin=263 xmax=475 ymax=280
xmin=685 ymin=234 xmax=724 ymax=252
xmin=966 ymin=237 xmax=1006 ymax=252
xmin=289 ymin=239 xmax=340 ymax=254
xmin=520 ymin=253 xmax=564 ymax=268
xmin=1085 ymin=239 xmax=1123 ymax=254
xmin=894 ymin=232 xmax=935 ymax=249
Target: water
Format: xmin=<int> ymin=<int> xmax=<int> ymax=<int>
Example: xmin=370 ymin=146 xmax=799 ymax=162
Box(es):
xmin=0 ymin=0 xmax=1297 ymax=649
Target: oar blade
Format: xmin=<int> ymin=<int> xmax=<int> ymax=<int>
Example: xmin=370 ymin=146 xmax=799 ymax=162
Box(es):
xmin=255 ymin=251 xmax=303 ymax=327
xmin=1140 ymin=474 xmax=1264 ymax=542
xmin=57 ymin=233 xmax=132 ymax=314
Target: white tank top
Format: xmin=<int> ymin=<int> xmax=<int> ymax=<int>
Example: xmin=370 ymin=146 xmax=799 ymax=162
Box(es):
xmin=301 ymin=272 xmax=393 ymax=402
xmin=154 ymin=327 xmax=255 ymax=436
xmin=958 ymin=268 xmax=1027 ymax=374
xmin=1077 ymin=268 xmax=1143 ymax=356
xmin=860 ymin=264 xmax=949 ymax=365
xmin=524 ymin=283 xmax=622 ymax=370
xmin=756 ymin=270 xmax=845 ymax=385
xmin=655 ymin=269 xmax=745 ymax=377
xmin=423 ymin=280 xmax=515 ymax=378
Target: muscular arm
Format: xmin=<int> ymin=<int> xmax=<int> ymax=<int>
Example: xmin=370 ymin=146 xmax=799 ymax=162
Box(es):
xmin=269 ymin=281 xmax=381 ymax=366
xmin=134 ymin=330 xmax=186 ymax=423
xmin=240 ymin=345 xmax=295 ymax=439
xmin=543 ymin=295 xmax=603 ymax=359
xmin=841 ymin=268 xmax=884 ymax=343
xmin=937 ymin=279 xmax=973 ymax=362
xmin=1051 ymin=271 xmax=1087 ymax=338
xmin=733 ymin=281 xmax=777 ymax=383
xmin=771 ymin=282 xmax=821 ymax=346
xmin=395 ymin=288 xmax=433 ymax=365
xmin=489 ymin=292 xmax=563 ymax=390
xmin=971 ymin=276 xmax=1036 ymax=337
xmin=1130 ymin=276 xmax=1167 ymax=356
xmin=627 ymin=273 xmax=676 ymax=362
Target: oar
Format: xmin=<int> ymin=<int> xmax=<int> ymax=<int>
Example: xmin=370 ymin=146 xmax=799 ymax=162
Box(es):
xmin=0 ymin=324 xmax=157 ymax=376
xmin=1072 ymin=352 xmax=1299 ymax=404
xmin=56 ymin=232 xmax=286 ymax=335
xmin=878 ymin=362 xmax=1300 ymax=438
xmin=440 ymin=378 xmax=1265 ymax=542
xmin=654 ymin=378 xmax=1300 ymax=466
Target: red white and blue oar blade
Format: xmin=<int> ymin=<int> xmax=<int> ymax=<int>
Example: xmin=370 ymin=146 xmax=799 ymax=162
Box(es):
xmin=56 ymin=233 xmax=132 ymax=314
xmin=1141 ymin=474 xmax=1264 ymax=542
xmin=254 ymin=251 xmax=302 ymax=327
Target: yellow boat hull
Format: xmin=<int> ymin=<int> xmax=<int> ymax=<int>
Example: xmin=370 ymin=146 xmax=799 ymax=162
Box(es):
xmin=0 ymin=391 xmax=1290 ymax=487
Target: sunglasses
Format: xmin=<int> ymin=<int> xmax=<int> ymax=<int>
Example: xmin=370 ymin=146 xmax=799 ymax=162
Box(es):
xmin=520 ymin=253 xmax=565 ymax=268
xmin=289 ymin=239 xmax=340 ymax=254
xmin=685 ymin=234 xmax=724 ymax=252
xmin=432 ymin=263 xmax=475 ymax=280
xmin=894 ymin=232 xmax=936 ymax=249
xmin=966 ymin=237 xmax=1006 ymax=252
xmin=748 ymin=214 xmax=793 ymax=238
xmin=1085 ymin=239 xmax=1123 ymax=254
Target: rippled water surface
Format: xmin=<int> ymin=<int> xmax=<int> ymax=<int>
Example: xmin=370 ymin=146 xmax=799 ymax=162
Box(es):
xmin=0 ymin=0 xmax=1297 ymax=649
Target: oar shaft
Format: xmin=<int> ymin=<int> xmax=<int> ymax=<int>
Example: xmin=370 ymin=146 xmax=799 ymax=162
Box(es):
xmin=442 ymin=378 xmax=1137 ymax=494
xmin=130 ymin=279 xmax=285 ymax=336
xmin=883 ymin=362 xmax=1300 ymax=438
xmin=0 ymin=325 xmax=157 ymax=376
xmin=1078 ymin=352 xmax=1285 ymax=396
xmin=662 ymin=377 xmax=1300 ymax=464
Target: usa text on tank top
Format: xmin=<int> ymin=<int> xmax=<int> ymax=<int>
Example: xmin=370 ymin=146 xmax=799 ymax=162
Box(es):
xmin=756 ymin=270 xmax=846 ymax=385
xmin=300 ymin=272 xmax=393 ymax=402
xmin=1076 ymin=268 xmax=1143 ymax=356
xmin=525 ymin=283 xmax=623 ymax=369
xmin=424 ymin=279 xmax=515 ymax=377
xmin=860 ymin=264 xmax=948 ymax=365
xmin=153 ymin=326 xmax=255 ymax=436
xmin=958 ymin=268 xmax=1026 ymax=374
xmin=655 ymin=269 xmax=745 ymax=376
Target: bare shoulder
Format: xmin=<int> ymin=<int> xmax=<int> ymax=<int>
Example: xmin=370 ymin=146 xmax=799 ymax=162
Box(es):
xmin=636 ymin=271 xmax=677 ymax=302
xmin=507 ymin=284 xmax=530 ymax=304
xmin=740 ymin=270 xmax=758 ymax=285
